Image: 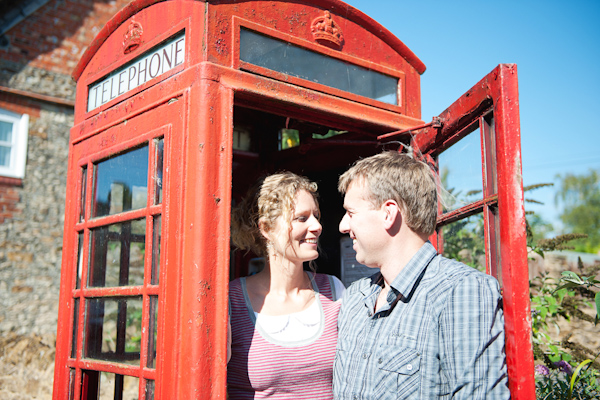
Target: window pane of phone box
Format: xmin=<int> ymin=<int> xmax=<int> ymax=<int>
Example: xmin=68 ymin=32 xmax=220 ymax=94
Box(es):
xmin=84 ymin=297 xmax=143 ymax=365
xmin=80 ymin=370 xmax=139 ymax=400
xmin=89 ymin=219 xmax=146 ymax=288
xmin=93 ymin=146 xmax=148 ymax=218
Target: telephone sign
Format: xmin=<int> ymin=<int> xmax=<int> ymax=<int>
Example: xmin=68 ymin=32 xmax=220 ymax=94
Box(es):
xmin=87 ymin=32 xmax=185 ymax=112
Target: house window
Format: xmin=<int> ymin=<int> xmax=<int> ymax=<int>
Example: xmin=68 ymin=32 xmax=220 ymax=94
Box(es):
xmin=0 ymin=108 xmax=29 ymax=179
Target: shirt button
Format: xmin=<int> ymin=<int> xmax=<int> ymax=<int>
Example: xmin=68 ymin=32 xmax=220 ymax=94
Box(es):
xmin=406 ymin=364 xmax=413 ymax=371
xmin=362 ymin=353 xmax=368 ymax=359
xmin=353 ymin=396 xmax=359 ymax=400
xmin=378 ymin=358 xmax=383 ymax=364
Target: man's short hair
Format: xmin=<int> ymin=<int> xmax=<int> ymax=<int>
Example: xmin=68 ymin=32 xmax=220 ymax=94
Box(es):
xmin=338 ymin=151 xmax=438 ymax=236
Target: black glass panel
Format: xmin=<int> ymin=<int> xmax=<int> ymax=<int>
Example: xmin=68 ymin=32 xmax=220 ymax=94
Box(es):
xmin=84 ymin=297 xmax=143 ymax=365
xmin=147 ymin=296 xmax=158 ymax=369
xmin=68 ymin=368 xmax=76 ymax=400
xmin=89 ymin=219 xmax=146 ymax=288
xmin=154 ymin=138 xmax=163 ymax=205
xmin=80 ymin=166 xmax=87 ymax=222
xmin=81 ymin=370 xmax=139 ymax=400
xmin=93 ymin=146 xmax=148 ymax=218
xmin=240 ymin=29 xmax=398 ymax=105
xmin=71 ymin=298 xmax=79 ymax=359
xmin=151 ymin=216 xmax=161 ymax=285
xmin=145 ymin=380 xmax=155 ymax=400
xmin=77 ymin=232 xmax=84 ymax=289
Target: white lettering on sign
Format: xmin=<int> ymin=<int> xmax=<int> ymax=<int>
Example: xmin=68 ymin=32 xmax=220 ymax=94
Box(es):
xmin=87 ymin=32 xmax=185 ymax=112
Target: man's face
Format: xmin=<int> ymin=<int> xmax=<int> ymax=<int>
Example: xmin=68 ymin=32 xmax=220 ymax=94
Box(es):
xmin=339 ymin=180 xmax=386 ymax=268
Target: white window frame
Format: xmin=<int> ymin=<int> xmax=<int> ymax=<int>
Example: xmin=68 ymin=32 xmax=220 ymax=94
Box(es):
xmin=0 ymin=108 xmax=29 ymax=179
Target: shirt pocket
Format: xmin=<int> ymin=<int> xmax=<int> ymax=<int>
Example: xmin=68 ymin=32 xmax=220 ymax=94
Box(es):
xmin=333 ymin=343 xmax=359 ymax=392
xmin=373 ymin=345 xmax=421 ymax=400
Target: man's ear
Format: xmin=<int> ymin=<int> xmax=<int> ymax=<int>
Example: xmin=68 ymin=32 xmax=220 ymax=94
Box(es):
xmin=381 ymin=200 xmax=401 ymax=230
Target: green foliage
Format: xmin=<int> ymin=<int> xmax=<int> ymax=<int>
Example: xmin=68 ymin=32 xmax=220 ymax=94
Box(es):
xmin=529 ymin=231 xmax=600 ymax=398
xmin=441 ymin=214 xmax=486 ymax=272
xmin=531 ymin=269 xmax=600 ymax=398
xmin=526 ymin=211 xmax=555 ymax=241
xmin=555 ymin=271 xmax=600 ymax=325
xmin=555 ymin=169 xmax=600 ymax=253
xmin=535 ymin=361 xmax=600 ymax=400
xmin=530 ymin=274 xmax=574 ymax=363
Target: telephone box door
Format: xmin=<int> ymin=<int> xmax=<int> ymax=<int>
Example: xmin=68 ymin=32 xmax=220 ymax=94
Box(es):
xmin=408 ymin=64 xmax=535 ymax=399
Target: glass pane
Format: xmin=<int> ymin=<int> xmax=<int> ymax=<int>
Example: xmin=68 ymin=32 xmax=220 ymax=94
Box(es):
xmin=85 ymin=297 xmax=143 ymax=365
xmin=145 ymin=380 xmax=155 ymax=400
xmin=233 ymin=126 xmax=251 ymax=151
xmin=89 ymin=219 xmax=146 ymax=288
xmin=0 ymin=145 xmax=11 ymax=167
xmin=71 ymin=298 xmax=79 ymax=358
xmin=154 ymin=138 xmax=163 ymax=205
xmin=240 ymin=28 xmax=398 ymax=105
xmin=0 ymin=120 xmax=12 ymax=142
xmin=68 ymin=368 xmax=76 ymax=400
xmin=279 ymin=129 xmax=299 ymax=150
xmin=441 ymin=214 xmax=486 ymax=272
xmin=81 ymin=166 xmax=88 ymax=222
xmin=81 ymin=370 xmax=99 ymax=400
xmin=147 ymin=296 xmax=158 ymax=369
xmin=81 ymin=371 xmax=139 ymax=400
xmin=438 ymin=127 xmax=483 ymax=212
xmin=490 ymin=206 xmax=502 ymax=284
xmin=93 ymin=146 xmax=148 ymax=218
xmin=77 ymin=232 xmax=84 ymax=289
xmin=481 ymin=114 xmax=498 ymax=194
xmin=151 ymin=216 xmax=161 ymax=285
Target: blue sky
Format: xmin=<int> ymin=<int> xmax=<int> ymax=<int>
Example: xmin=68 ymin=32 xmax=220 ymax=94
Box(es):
xmin=344 ymin=0 xmax=600 ymax=233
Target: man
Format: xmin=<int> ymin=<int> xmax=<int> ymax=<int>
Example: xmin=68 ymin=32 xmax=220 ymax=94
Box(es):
xmin=333 ymin=151 xmax=510 ymax=400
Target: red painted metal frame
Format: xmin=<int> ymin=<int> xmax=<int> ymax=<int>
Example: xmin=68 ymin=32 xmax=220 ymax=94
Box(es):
xmin=413 ymin=64 xmax=535 ymax=399
xmin=231 ymin=17 xmax=408 ymax=114
xmin=72 ymin=0 xmax=426 ymax=81
xmin=57 ymin=1 xmax=535 ymax=399
xmin=57 ymin=1 xmax=427 ymax=399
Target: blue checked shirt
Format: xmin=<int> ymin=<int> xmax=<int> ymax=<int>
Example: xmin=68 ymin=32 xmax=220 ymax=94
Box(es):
xmin=333 ymin=242 xmax=510 ymax=400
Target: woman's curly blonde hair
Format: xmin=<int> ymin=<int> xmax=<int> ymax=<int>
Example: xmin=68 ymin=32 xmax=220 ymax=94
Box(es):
xmin=231 ymin=171 xmax=319 ymax=257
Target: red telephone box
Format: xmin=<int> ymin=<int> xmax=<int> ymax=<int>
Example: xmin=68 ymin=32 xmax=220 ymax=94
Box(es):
xmin=53 ymin=1 xmax=535 ymax=399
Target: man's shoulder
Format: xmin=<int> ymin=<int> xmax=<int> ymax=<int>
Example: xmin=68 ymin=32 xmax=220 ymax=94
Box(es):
xmin=437 ymin=255 xmax=497 ymax=280
xmin=426 ymin=255 xmax=502 ymax=296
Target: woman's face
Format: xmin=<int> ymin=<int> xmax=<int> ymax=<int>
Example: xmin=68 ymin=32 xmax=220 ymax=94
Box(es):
xmin=268 ymin=189 xmax=322 ymax=264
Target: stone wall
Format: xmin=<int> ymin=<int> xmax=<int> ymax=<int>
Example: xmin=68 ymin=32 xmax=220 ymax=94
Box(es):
xmin=0 ymin=0 xmax=130 ymax=337
xmin=0 ymin=104 xmax=73 ymax=335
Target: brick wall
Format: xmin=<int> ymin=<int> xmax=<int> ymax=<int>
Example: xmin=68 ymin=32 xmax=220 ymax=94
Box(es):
xmin=0 ymin=184 xmax=21 ymax=224
xmin=1 ymin=0 xmax=132 ymax=77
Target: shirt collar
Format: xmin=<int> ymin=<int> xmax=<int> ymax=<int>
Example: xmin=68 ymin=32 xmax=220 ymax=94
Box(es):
xmin=359 ymin=242 xmax=437 ymax=314
xmin=390 ymin=241 xmax=437 ymax=301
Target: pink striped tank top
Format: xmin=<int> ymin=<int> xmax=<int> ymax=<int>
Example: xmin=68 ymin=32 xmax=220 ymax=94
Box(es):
xmin=227 ymin=272 xmax=341 ymax=399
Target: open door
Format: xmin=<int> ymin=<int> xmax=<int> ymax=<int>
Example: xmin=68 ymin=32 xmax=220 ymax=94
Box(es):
xmin=394 ymin=64 xmax=535 ymax=398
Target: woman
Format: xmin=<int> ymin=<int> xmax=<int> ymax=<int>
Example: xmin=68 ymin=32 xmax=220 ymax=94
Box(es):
xmin=228 ymin=172 xmax=344 ymax=399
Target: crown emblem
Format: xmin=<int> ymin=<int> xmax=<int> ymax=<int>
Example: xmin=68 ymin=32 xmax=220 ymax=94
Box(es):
xmin=311 ymin=11 xmax=344 ymax=50
xmin=123 ymin=20 xmax=143 ymax=54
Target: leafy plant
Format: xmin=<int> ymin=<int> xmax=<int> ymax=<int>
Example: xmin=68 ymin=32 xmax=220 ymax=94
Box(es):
xmin=535 ymin=359 xmax=600 ymax=400
xmin=555 ymin=270 xmax=600 ymax=325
